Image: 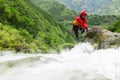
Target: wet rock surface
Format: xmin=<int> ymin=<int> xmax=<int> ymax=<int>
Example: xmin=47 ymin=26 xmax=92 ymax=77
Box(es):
xmin=84 ymin=27 xmax=120 ymax=49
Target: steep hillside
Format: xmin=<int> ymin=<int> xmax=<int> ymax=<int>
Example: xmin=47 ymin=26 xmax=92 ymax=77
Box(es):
xmin=0 ymin=0 xmax=76 ymax=53
xmin=31 ymin=0 xmax=77 ymax=21
xmin=58 ymin=0 xmax=112 ymax=14
xmin=95 ymin=0 xmax=120 ymax=15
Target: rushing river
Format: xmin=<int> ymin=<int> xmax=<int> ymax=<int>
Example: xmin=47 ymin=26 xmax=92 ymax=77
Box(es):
xmin=0 ymin=43 xmax=120 ymax=80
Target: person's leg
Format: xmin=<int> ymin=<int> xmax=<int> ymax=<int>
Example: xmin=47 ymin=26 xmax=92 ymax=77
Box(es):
xmin=79 ymin=27 xmax=86 ymax=42
xmin=81 ymin=28 xmax=85 ymax=34
xmin=73 ymin=25 xmax=79 ymax=41
xmin=79 ymin=27 xmax=85 ymax=34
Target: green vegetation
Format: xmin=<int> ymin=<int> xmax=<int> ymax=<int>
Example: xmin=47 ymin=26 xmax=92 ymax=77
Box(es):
xmin=58 ymin=0 xmax=120 ymax=15
xmin=96 ymin=0 xmax=120 ymax=15
xmin=88 ymin=15 xmax=120 ymax=34
xmin=0 ymin=0 xmax=119 ymax=53
xmin=31 ymin=0 xmax=77 ymax=31
xmin=58 ymin=0 xmax=112 ymax=14
xmin=88 ymin=15 xmax=120 ymax=27
xmin=31 ymin=0 xmax=77 ymax=21
xmin=108 ymin=20 xmax=120 ymax=32
xmin=32 ymin=0 xmax=118 ymax=30
xmin=0 ymin=23 xmax=29 ymax=51
xmin=31 ymin=0 xmax=120 ymax=30
xmin=31 ymin=0 xmax=120 ymax=41
xmin=0 ymin=0 xmax=76 ymax=53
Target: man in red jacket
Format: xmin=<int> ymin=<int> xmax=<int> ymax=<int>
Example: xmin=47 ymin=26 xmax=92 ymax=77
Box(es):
xmin=72 ymin=10 xmax=88 ymax=41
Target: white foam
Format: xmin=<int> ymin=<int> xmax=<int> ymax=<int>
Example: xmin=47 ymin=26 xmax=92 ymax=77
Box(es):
xmin=0 ymin=43 xmax=120 ymax=80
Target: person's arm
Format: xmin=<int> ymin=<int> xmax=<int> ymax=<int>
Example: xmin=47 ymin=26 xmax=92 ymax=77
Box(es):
xmin=76 ymin=18 xmax=88 ymax=30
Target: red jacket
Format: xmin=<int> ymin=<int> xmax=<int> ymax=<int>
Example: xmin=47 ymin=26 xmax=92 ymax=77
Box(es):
xmin=73 ymin=16 xmax=88 ymax=29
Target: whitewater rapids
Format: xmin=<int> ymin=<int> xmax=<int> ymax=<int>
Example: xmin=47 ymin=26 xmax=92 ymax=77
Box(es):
xmin=0 ymin=43 xmax=120 ymax=80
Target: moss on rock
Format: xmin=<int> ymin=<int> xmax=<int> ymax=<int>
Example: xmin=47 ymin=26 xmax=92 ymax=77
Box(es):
xmin=85 ymin=27 xmax=120 ymax=49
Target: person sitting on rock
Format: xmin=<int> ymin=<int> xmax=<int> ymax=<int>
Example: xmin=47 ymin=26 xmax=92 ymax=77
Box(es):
xmin=72 ymin=10 xmax=88 ymax=41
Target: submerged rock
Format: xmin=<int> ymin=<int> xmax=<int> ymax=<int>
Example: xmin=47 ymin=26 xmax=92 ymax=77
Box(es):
xmin=84 ymin=27 xmax=120 ymax=49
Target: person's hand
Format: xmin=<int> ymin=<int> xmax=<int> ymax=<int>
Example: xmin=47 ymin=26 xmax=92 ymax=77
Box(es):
xmin=88 ymin=28 xmax=90 ymax=31
xmin=86 ymin=28 xmax=90 ymax=32
xmin=87 ymin=28 xmax=90 ymax=32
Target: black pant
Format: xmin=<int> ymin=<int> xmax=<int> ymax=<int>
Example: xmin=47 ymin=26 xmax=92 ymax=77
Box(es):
xmin=73 ymin=25 xmax=85 ymax=41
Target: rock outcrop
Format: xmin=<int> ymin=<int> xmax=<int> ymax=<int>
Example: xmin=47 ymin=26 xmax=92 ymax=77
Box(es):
xmin=84 ymin=27 xmax=120 ymax=49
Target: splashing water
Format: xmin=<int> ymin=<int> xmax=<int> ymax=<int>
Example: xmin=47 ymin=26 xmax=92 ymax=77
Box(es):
xmin=0 ymin=42 xmax=120 ymax=80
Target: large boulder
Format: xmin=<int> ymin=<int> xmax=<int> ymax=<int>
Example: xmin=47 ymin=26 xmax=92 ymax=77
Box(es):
xmin=84 ymin=27 xmax=120 ymax=49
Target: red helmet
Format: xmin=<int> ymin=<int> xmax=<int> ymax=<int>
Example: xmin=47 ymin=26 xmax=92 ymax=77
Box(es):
xmin=80 ymin=10 xmax=87 ymax=16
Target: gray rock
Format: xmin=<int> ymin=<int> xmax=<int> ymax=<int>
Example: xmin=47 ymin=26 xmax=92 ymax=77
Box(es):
xmin=84 ymin=27 xmax=120 ymax=49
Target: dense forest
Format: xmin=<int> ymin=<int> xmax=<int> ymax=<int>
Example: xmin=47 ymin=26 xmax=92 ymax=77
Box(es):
xmin=31 ymin=0 xmax=77 ymax=22
xmin=0 ymin=0 xmax=76 ymax=53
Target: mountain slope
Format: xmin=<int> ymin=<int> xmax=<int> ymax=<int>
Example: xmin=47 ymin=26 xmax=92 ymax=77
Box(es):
xmin=0 ymin=0 xmax=75 ymax=52
xmin=58 ymin=0 xmax=112 ymax=13
xmin=31 ymin=0 xmax=76 ymax=21
xmin=95 ymin=0 xmax=120 ymax=15
xmin=58 ymin=0 xmax=120 ymax=15
xmin=31 ymin=0 xmax=120 ymax=27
